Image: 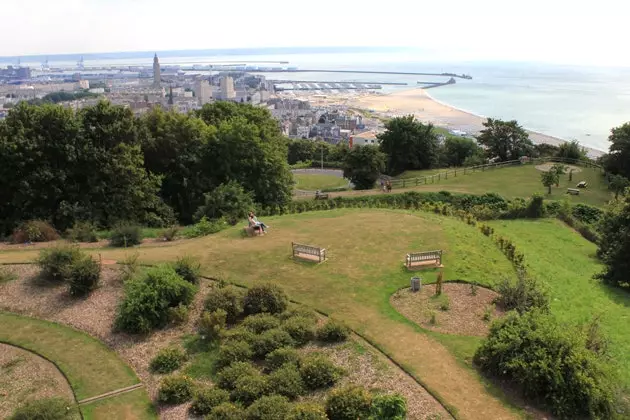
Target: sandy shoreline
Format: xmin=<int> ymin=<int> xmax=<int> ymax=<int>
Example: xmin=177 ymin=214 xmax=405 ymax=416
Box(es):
xmin=301 ymin=87 xmax=604 ymax=157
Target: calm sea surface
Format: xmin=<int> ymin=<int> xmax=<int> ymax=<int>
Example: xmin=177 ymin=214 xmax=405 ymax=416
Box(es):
xmin=17 ymin=50 xmax=630 ymax=152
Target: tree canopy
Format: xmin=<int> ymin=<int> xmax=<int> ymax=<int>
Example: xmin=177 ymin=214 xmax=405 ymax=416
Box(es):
xmin=440 ymin=136 xmax=484 ymax=167
xmin=596 ymin=193 xmax=630 ymax=290
xmin=556 ymin=140 xmax=588 ymax=161
xmin=603 ymin=123 xmax=630 ymax=179
xmin=476 ymin=118 xmax=534 ymax=162
xmin=342 ymin=146 xmax=385 ymax=190
xmin=378 ymin=115 xmax=439 ymax=175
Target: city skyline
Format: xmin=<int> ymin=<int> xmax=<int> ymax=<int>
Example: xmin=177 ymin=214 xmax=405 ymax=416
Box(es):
xmin=3 ymin=0 xmax=630 ymax=66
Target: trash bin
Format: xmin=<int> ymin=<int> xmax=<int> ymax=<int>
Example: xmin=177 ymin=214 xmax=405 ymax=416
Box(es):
xmin=411 ymin=277 xmax=422 ymax=292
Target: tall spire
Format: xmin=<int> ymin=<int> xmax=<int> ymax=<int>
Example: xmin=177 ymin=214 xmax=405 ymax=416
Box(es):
xmin=153 ymin=53 xmax=161 ymax=87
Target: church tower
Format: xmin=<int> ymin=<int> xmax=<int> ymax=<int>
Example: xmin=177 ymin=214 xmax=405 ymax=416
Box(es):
xmin=153 ymin=54 xmax=161 ymax=87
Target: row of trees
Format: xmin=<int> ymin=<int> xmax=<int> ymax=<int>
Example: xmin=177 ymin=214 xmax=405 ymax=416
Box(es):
xmin=0 ymin=101 xmax=293 ymax=235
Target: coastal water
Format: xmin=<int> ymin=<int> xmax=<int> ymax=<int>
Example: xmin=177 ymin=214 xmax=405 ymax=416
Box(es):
xmin=15 ymin=49 xmax=630 ymax=152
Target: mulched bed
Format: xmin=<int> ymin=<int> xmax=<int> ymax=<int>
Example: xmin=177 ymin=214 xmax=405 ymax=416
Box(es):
xmin=0 ymin=343 xmax=77 ymax=419
xmin=391 ymin=283 xmax=505 ymax=336
xmin=0 ymin=237 xmax=180 ymax=252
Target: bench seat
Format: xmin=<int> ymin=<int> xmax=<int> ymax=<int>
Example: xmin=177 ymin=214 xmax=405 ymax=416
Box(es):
xmin=405 ymin=250 xmax=443 ymax=270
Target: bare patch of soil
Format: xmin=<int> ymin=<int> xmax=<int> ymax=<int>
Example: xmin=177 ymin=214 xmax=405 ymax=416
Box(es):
xmin=391 ymin=283 xmax=505 ymax=336
xmin=300 ymin=340 xmax=451 ymax=420
xmin=535 ymin=162 xmax=581 ymax=173
xmin=0 ymin=343 xmax=76 ymax=419
xmin=0 ymin=237 xmax=181 ymax=252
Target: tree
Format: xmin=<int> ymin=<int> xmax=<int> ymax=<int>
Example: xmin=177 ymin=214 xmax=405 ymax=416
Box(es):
xmin=550 ymin=163 xmax=567 ymax=187
xmin=287 ymin=139 xmax=318 ymax=165
xmin=608 ymin=174 xmax=630 ymax=199
xmin=476 ymin=118 xmax=534 ymax=162
xmin=596 ymin=194 xmax=630 ymax=290
xmin=556 ymin=140 xmax=587 ymax=161
xmin=194 ymin=181 xmax=254 ymax=225
xmin=541 ymin=170 xmax=559 ymax=194
xmin=534 ymin=143 xmax=560 ymax=158
xmin=603 ymin=123 xmax=630 ymax=179
xmin=342 ymin=146 xmax=385 ymax=190
xmin=441 ymin=136 xmax=483 ymax=167
xmin=377 ymin=115 xmax=439 ymax=175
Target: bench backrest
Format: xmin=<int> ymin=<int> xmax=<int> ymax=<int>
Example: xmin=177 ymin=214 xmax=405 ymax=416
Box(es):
xmin=407 ymin=250 xmax=442 ymax=263
xmin=292 ymin=242 xmax=324 ymax=256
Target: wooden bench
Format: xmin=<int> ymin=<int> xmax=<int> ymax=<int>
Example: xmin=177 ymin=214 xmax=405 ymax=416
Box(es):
xmin=292 ymin=242 xmax=326 ymax=263
xmin=314 ymin=193 xmax=329 ymax=200
xmin=567 ymin=188 xmax=580 ymax=195
xmin=243 ymin=225 xmax=264 ymax=237
xmin=405 ymin=250 xmax=443 ymax=270
xmin=577 ymin=181 xmax=588 ymax=188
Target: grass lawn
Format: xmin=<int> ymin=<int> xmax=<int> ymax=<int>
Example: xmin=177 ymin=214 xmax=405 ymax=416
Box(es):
xmin=0 ymin=312 xmax=140 ymax=400
xmin=81 ymin=389 xmax=156 ymax=420
xmin=396 ymin=168 xmax=450 ymax=179
xmin=487 ymin=218 xmax=630 ymax=388
xmin=294 ymin=173 xmax=348 ymax=191
xmin=0 ymin=209 xmax=521 ymax=418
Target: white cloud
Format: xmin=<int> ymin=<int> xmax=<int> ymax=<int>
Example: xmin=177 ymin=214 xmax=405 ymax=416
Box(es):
xmin=2 ymin=0 xmax=629 ymax=66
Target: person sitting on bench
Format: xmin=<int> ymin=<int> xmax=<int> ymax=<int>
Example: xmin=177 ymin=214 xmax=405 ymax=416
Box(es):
xmin=249 ymin=211 xmax=268 ymax=233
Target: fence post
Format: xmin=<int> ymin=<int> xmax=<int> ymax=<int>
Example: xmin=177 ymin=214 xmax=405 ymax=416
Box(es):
xmin=403 ymin=179 xmax=406 ymax=188
xmin=415 ymin=178 xmax=418 ymax=186
xmin=438 ymin=173 xmax=441 ymax=181
xmin=445 ymin=171 xmax=448 ymax=180
xmin=464 ymin=167 xmax=466 ymax=175
xmin=482 ymin=165 xmax=485 ymax=172
xmin=424 ymin=177 xmax=427 ymax=185
xmin=455 ymin=169 xmax=457 ymax=177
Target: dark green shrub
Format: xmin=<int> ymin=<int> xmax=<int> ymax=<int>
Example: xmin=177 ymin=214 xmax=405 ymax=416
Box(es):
xmin=282 ymin=316 xmax=316 ymax=346
xmin=216 ymin=361 xmax=259 ymax=390
xmin=325 ymin=385 xmax=372 ymax=420
xmin=525 ymin=194 xmax=545 ymax=218
xmin=161 ymin=226 xmax=179 ymax=241
xmin=205 ymin=286 xmax=245 ymax=323
xmin=242 ymin=313 xmax=281 ymax=334
xmin=573 ymin=203 xmax=603 ymax=224
xmin=230 ymin=372 xmax=269 ymax=405
xmin=150 ymin=347 xmax=187 ymax=374
xmin=286 ymin=403 xmax=328 ymax=420
xmin=190 ymin=387 xmax=230 ymax=416
xmin=370 ymin=394 xmax=407 ymax=420
xmin=198 ymin=309 xmax=227 ymax=342
xmin=278 ymin=307 xmax=319 ymax=322
xmin=495 ymin=274 xmax=549 ymax=314
xmin=157 ymin=375 xmax=195 ymax=404
xmin=11 ymin=220 xmax=59 ymax=243
xmin=222 ymin=326 xmax=257 ymax=346
xmin=167 ymin=303 xmax=189 ymax=325
xmin=216 ymin=340 xmax=254 ymax=368
xmin=37 ymin=245 xmax=82 ymax=282
xmin=9 ymin=397 xmax=74 ymax=420
xmin=299 ymin=354 xmax=343 ymax=389
xmin=245 ymin=395 xmax=291 ymax=420
xmin=268 ymin=363 xmax=305 ymax=399
xmin=265 ymin=347 xmax=301 ymax=370
xmin=316 ymin=319 xmax=350 ymax=343
xmin=251 ymin=328 xmax=295 ymax=358
xmin=115 ymin=265 xmax=198 ymax=333
xmin=109 ymin=223 xmax=143 ymax=247
xmin=193 ymin=181 xmax=255 ymax=226
xmin=243 ymin=283 xmax=289 ymax=315
xmin=172 ymin=255 xmax=201 ymax=284
xmin=206 ymin=402 xmax=246 ymax=420
xmin=66 ymin=221 xmax=98 ymax=243
xmin=66 ymin=254 xmax=100 ymax=296
xmin=182 ymin=216 xmax=228 ymax=238
xmin=474 ymin=310 xmax=616 ymax=419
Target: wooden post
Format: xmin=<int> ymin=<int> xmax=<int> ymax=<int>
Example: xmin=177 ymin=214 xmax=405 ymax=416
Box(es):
xmin=445 ymin=171 xmax=448 ymax=180
xmin=455 ymin=169 xmax=457 ymax=177
xmin=424 ymin=177 xmax=427 ymax=185
xmin=415 ymin=178 xmax=418 ymax=186
xmin=403 ymin=179 xmax=406 ymax=188
xmin=438 ymin=173 xmax=441 ymax=181
xmin=435 ymin=271 xmax=443 ymax=296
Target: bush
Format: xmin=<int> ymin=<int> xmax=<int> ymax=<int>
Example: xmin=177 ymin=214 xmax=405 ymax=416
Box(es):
xmin=9 ymin=397 xmax=73 ymax=420
xmin=205 ymin=286 xmax=245 ymax=323
xmin=198 ymin=309 xmax=227 ymax=342
xmin=118 ymin=252 xmax=140 ymax=283
xmin=222 ymin=326 xmax=257 ymax=346
xmin=11 ymin=220 xmax=59 ymax=243
xmin=245 ymin=395 xmax=291 ymax=420
xmin=172 ymin=255 xmax=201 ymax=284
xmin=182 ymin=216 xmax=228 ymax=238
xmin=278 ymin=307 xmax=319 ymax=322
xmin=66 ymin=254 xmax=100 ymax=296
xmin=193 ymin=181 xmax=255 ymax=226
xmin=282 ymin=316 xmax=316 ymax=346
xmin=325 ymin=385 xmax=372 ymax=420
xmin=243 ymin=283 xmax=289 ymax=315
xmin=115 ymin=265 xmax=198 ymax=333
xmin=216 ymin=340 xmax=254 ymax=368
xmin=230 ymin=372 xmax=269 ymax=405
xmin=525 ymin=193 xmax=545 ymax=218
xmin=161 ymin=226 xmax=179 ymax=241
xmin=474 ymin=310 xmax=616 ymax=419
xmin=206 ymin=402 xmax=246 ymax=420
xmin=0 ymin=267 xmax=17 ymax=284
xmin=66 ymin=221 xmax=98 ymax=243
xmin=265 ymin=347 xmax=301 ymax=371
xmin=299 ymin=354 xmax=343 ymax=389
xmin=37 ymin=245 xmax=82 ymax=282
xmin=286 ymin=403 xmax=328 ymax=420
xmin=190 ymin=387 xmax=230 ymax=416
xmin=157 ymin=375 xmax=195 ymax=404
xmin=167 ymin=304 xmax=189 ymax=325
xmin=316 ymin=319 xmax=350 ymax=343
xmin=242 ymin=313 xmax=281 ymax=334
xmin=268 ymin=363 xmax=305 ymax=399
xmin=370 ymin=394 xmax=407 ymax=420
xmin=216 ymin=361 xmax=259 ymax=390
xmin=572 ymin=203 xmax=603 ymax=225
xmin=251 ymin=328 xmax=295 ymax=358
xmin=150 ymin=347 xmax=187 ymax=374
xmin=495 ymin=274 xmax=550 ymax=314
xmin=109 ymin=223 xmax=143 ymax=247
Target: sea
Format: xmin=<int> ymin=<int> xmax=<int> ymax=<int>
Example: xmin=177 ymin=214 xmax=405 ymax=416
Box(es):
xmin=7 ymin=48 xmax=630 ymax=153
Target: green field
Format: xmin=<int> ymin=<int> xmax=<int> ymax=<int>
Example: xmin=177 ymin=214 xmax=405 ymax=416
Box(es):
xmin=293 ymin=173 xmax=348 ymax=191
xmin=487 ymin=219 xmax=630 ymax=388
xmin=81 ymin=389 xmax=156 ymax=420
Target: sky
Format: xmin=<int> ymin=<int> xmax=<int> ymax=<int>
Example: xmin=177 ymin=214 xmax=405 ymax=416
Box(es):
xmin=3 ymin=0 xmax=630 ymax=66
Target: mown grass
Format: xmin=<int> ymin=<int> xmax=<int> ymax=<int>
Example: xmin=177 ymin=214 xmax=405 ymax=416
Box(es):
xmin=294 ymin=173 xmax=348 ymax=191
xmin=81 ymin=389 xmax=156 ymax=420
xmin=487 ymin=218 xmax=630 ymax=388
xmin=0 ymin=312 xmax=140 ymax=400
xmin=96 ymin=227 xmax=165 ymax=240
